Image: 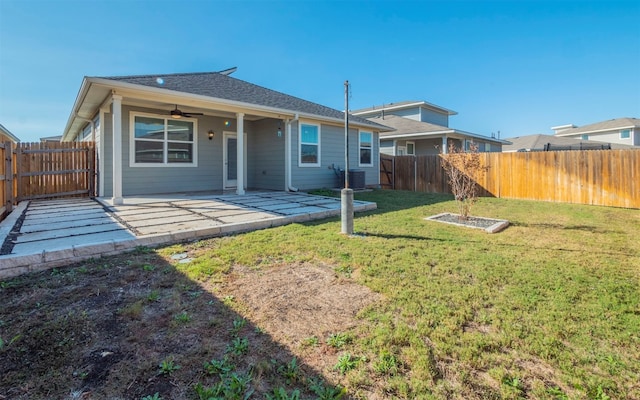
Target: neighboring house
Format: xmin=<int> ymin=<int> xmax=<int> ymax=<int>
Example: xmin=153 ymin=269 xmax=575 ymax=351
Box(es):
xmin=502 ymin=134 xmax=635 ymax=152
xmin=0 ymin=123 xmax=20 ymax=143
xmin=352 ymin=100 xmax=508 ymax=155
xmin=61 ymin=70 xmax=392 ymax=204
xmin=552 ymin=118 xmax=640 ymax=146
xmin=40 ymin=135 xmax=63 ymax=142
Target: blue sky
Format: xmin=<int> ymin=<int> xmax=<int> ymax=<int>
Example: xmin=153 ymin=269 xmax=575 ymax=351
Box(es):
xmin=1 ymin=0 xmax=638 ymax=142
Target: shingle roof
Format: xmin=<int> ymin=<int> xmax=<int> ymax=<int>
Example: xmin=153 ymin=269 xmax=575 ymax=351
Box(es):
xmin=555 ymin=117 xmax=640 ymax=136
xmin=101 ymin=71 xmax=388 ymax=129
xmin=503 ymin=134 xmax=634 ymax=151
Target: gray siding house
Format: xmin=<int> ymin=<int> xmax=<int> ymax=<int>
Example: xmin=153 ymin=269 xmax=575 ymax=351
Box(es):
xmin=352 ymin=101 xmax=508 ymax=155
xmin=62 ymin=70 xmax=391 ymax=204
xmin=552 ymin=118 xmax=640 ymax=146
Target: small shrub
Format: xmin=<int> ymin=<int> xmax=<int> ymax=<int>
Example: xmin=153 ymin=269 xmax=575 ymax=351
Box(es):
xmin=158 ymin=357 xmax=180 ymax=375
xmin=276 ymin=357 xmax=301 ymax=384
xmin=141 ymin=393 xmax=162 ymax=400
xmin=334 ymin=353 xmax=362 ymax=374
xmin=266 ymin=387 xmax=301 ymax=400
xmin=203 ymin=356 xmax=233 ymax=376
xmin=374 ymin=351 xmax=399 ymax=375
xmin=309 ymin=378 xmax=347 ymax=399
xmin=147 ymin=290 xmax=160 ymax=302
xmin=174 ymin=311 xmax=191 ymax=324
xmin=223 ymin=372 xmax=254 ymax=399
xmin=440 ymin=141 xmax=488 ymax=220
xmin=301 ymin=336 xmax=319 ymax=347
xmin=231 ymin=318 xmax=246 ymax=336
xmin=194 ymin=382 xmax=224 ymax=399
xmin=327 ymin=332 xmax=351 ymax=349
xmin=227 ymin=336 xmax=249 ymax=355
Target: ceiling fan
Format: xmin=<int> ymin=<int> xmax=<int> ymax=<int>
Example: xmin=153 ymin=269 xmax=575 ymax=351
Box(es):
xmin=170 ymin=105 xmax=203 ymax=119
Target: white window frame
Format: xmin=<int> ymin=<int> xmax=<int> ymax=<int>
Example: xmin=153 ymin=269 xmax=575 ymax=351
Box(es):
xmin=581 ymin=134 xmax=589 ymax=140
xmin=406 ymin=141 xmax=415 ymax=155
xmin=620 ymin=129 xmax=631 ymax=139
xmin=359 ymin=130 xmax=373 ymax=167
xmin=298 ymin=122 xmax=321 ymax=167
xmin=129 ymin=112 xmax=198 ymax=168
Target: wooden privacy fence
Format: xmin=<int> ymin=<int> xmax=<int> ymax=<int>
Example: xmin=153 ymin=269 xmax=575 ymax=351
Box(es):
xmin=381 ymin=149 xmax=640 ymax=209
xmin=15 ymin=142 xmax=96 ymax=202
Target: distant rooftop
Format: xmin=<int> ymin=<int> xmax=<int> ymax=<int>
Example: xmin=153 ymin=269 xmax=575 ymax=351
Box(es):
xmin=352 ymin=100 xmax=458 ymax=116
xmin=553 ymin=117 xmax=639 ymax=136
xmin=504 ymin=133 xmax=635 ymax=152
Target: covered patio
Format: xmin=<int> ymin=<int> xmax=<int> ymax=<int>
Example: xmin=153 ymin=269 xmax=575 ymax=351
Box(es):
xmin=0 ymin=192 xmax=376 ymax=279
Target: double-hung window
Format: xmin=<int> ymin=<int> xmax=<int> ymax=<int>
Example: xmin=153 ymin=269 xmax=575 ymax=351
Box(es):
xmin=131 ymin=114 xmax=196 ymax=166
xmin=359 ymin=131 xmax=373 ymax=166
xmin=299 ymin=123 xmax=320 ymax=166
xmin=620 ymin=129 xmax=631 ymax=139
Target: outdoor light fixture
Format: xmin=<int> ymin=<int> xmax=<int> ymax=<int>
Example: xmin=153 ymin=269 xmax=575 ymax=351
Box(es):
xmin=208 ymin=130 xmax=215 ymax=140
xmin=277 ymin=122 xmax=282 ymax=137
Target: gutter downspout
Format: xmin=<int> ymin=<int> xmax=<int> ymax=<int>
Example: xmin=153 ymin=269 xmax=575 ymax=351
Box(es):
xmin=285 ymin=114 xmax=299 ymax=192
xmin=74 ymin=114 xmax=95 ymax=142
xmin=75 ymin=115 xmax=98 ymax=197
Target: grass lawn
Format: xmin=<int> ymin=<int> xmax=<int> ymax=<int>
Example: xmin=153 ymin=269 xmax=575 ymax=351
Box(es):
xmin=1 ymin=190 xmax=638 ymax=399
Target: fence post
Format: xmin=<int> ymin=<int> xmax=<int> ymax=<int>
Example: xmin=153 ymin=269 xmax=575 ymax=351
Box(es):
xmin=15 ymin=144 xmax=23 ymax=202
xmin=4 ymin=141 xmax=13 ymax=213
xmin=88 ymin=143 xmax=95 ymax=197
xmin=414 ymin=155 xmax=417 ymax=192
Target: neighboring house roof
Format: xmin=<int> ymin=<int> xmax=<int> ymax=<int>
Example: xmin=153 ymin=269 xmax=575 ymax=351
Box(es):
xmin=63 ymin=70 xmax=392 ymax=141
xmin=40 ymin=135 xmax=63 ymax=142
xmin=352 ymin=100 xmax=458 ymax=117
xmin=503 ymin=134 xmax=634 ymax=152
xmin=0 ymin=123 xmax=20 ymax=143
xmin=368 ymin=115 xmax=509 ymax=144
xmin=554 ymin=117 xmax=640 ymax=136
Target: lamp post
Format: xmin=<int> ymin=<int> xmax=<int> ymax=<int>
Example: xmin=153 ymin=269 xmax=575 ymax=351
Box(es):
xmin=341 ymin=80 xmax=354 ymax=235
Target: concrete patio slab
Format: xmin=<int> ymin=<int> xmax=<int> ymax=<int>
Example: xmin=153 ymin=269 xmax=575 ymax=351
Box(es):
xmin=0 ymin=191 xmax=376 ymax=279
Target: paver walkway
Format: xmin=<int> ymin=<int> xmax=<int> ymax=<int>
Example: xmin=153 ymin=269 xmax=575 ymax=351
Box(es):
xmin=0 ymin=192 xmax=375 ymax=278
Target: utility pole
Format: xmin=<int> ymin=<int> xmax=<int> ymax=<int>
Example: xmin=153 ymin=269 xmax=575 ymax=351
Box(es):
xmin=341 ymin=80 xmax=354 ymax=234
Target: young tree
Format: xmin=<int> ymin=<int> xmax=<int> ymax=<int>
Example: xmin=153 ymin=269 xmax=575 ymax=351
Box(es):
xmin=440 ymin=142 xmax=488 ymax=220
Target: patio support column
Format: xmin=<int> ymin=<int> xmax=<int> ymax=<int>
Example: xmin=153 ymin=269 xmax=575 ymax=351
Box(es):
xmin=111 ymin=94 xmax=123 ymax=205
xmin=442 ymin=136 xmax=448 ymax=154
xmin=236 ymin=112 xmax=245 ymax=195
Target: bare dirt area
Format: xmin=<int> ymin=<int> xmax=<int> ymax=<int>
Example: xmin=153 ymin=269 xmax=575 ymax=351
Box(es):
xmin=0 ymin=250 xmax=380 ymax=399
xmin=223 ymin=263 xmax=381 ymax=375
